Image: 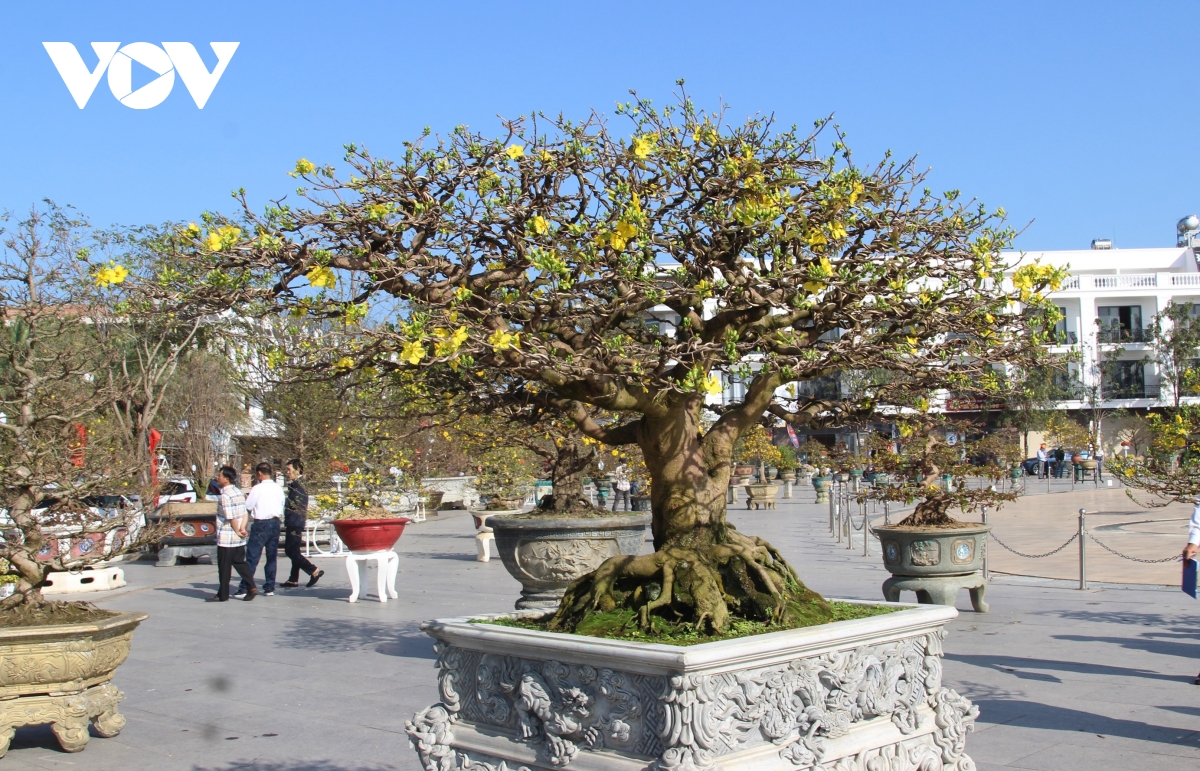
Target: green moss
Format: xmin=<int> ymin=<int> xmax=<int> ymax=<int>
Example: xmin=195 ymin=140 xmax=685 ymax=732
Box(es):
xmin=470 ymin=601 xmax=898 ymax=646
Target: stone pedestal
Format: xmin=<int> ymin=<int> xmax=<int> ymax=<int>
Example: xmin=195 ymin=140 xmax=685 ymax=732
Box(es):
xmin=882 ymin=571 xmax=988 ymax=613
xmin=782 ymin=480 xmax=793 ymax=499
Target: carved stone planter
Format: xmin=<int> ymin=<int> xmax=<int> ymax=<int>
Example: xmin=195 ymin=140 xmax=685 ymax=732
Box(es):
xmin=489 ymin=513 xmax=651 ymax=609
xmin=0 ymin=610 xmax=148 ymax=756
xmin=406 ymin=603 xmax=978 ymax=771
xmin=874 ymin=525 xmax=991 ymax=613
xmin=744 ymin=483 xmax=779 ymax=510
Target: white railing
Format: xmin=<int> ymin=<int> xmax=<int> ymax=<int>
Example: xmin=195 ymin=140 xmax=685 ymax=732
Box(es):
xmin=1052 ymin=272 xmax=1200 ymax=292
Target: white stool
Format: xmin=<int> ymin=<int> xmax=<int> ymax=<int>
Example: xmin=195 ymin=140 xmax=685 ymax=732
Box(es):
xmin=472 ymin=513 xmax=497 ymax=562
xmin=345 ymin=550 xmax=399 ymax=603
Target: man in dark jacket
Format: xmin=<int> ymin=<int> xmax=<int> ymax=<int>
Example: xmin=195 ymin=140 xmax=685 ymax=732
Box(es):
xmin=280 ymin=459 xmax=323 ymax=588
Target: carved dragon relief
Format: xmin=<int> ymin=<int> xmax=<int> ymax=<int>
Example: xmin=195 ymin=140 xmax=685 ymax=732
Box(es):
xmin=409 ymin=630 xmax=977 ymax=771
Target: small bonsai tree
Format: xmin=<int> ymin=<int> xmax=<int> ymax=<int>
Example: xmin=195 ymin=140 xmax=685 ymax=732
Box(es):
xmin=733 ymin=423 xmax=783 ymax=480
xmin=862 ymin=413 xmax=1017 ymax=528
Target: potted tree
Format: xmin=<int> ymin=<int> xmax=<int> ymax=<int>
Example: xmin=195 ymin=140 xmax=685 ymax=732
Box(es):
xmin=169 ymin=95 xmax=1065 ymax=771
xmin=863 ymin=414 xmax=1016 ymax=613
xmin=0 ymin=208 xmax=181 ymax=756
xmin=734 ymin=424 xmax=784 ymax=508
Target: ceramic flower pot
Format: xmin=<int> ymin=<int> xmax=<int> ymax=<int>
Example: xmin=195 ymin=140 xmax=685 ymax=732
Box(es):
xmin=332 ymin=517 xmax=411 ymax=552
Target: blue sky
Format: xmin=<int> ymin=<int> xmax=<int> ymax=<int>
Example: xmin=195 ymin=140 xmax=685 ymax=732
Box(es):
xmin=1 ymin=2 xmax=1196 ymax=251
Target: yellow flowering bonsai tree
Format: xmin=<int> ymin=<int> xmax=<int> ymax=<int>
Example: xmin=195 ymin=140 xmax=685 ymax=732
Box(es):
xmin=1109 ymin=406 xmax=1200 ymax=506
xmin=146 ymin=90 xmax=1062 ymax=634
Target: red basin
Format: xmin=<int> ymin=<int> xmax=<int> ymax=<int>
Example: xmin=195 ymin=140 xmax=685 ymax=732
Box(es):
xmin=333 ymin=517 xmax=411 ymax=552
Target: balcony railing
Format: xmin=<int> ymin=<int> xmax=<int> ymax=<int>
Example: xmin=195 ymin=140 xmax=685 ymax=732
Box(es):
xmin=1097 ymin=326 xmax=1152 ymax=344
xmin=1100 ymin=383 xmax=1161 ymax=400
xmin=1047 ymin=272 xmax=1200 ymax=292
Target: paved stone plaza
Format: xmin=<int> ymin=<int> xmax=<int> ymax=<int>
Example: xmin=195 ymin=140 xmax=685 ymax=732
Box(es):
xmin=4 ymin=486 xmax=1199 ymax=771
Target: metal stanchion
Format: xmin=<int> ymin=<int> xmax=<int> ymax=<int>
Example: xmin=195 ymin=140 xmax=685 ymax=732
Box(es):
xmin=1078 ymin=508 xmax=1087 ymax=590
xmin=834 ymin=484 xmax=842 ymax=543
xmin=829 ymin=482 xmax=836 ymax=534
xmin=862 ymin=504 xmax=870 ymax=557
xmin=981 ymin=505 xmax=988 ymax=580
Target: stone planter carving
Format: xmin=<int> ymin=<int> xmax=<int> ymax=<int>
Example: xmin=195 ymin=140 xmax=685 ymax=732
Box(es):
xmin=0 ymin=610 xmax=148 ymax=756
xmin=406 ymin=603 xmax=978 ymax=771
xmin=489 ymin=513 xmax=651 ymax=609
xmin=874 ymin=525 xmax=991 ymax=613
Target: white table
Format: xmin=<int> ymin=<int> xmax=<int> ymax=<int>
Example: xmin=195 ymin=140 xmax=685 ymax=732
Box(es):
xmin=345 ymin=550 xmax=399 ymax=603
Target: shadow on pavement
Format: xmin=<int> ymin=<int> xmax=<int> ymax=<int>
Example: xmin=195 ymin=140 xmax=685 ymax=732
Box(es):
xmin=1051 ymin=634 xmax=1200 ymax=661
xmin=158 ymin=585 xmax=214 ymax=599
xmin=966 ymin=694 xmax=1200 ymax=747
xmin=1034 ymin=608 xmax=1200 ymax=627
xmin=946 ymin=653 xmax=1186 ymax=684
xmin=272 ymin=617 xmax=436 ymax=659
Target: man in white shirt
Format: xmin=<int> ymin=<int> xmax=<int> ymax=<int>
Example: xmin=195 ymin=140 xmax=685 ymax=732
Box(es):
xmin=235 ymin=462 xmax=286 ymax=598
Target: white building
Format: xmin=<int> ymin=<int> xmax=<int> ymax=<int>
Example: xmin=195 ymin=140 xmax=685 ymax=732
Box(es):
xmin=1007 ymin=225 xmax=1200 ymax=411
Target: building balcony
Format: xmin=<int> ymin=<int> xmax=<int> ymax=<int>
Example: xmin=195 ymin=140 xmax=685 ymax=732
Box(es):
xmin=1054 ymin=272 xmax=1200 ymax=292
xmin=1097 ymin=326 xmax=1153 ymax=344
xmin=1100 ymin=383 xmax=1161 ymax=400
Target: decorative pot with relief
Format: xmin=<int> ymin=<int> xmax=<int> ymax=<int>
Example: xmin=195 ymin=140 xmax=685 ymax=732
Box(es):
xmin=488 ymin=512 xmax=650 ymax=609
xmin=873 ymin=524 xmax=991 ymax=578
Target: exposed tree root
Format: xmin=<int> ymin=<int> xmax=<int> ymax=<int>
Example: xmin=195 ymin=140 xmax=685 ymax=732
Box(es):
xmin=894 ymin=493 xmax=968 ymax=528
xmin=548 ymin=526 xmax=830 ymax=635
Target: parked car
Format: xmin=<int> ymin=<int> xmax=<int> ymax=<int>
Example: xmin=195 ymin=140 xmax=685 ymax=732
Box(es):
xmin=156 ymin=479 xmax=198 ymax=508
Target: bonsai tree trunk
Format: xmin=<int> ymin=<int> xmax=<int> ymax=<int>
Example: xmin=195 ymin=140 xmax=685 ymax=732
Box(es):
xmin=551 ymin=398 xmax=828 ymax=634
xmin=537 ymin=435 xmax=596 ymax=514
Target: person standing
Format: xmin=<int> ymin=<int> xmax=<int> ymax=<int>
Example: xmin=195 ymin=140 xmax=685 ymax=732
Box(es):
xmin=207 ymin=465 xmax=256 ymax=602
xmin=280 ymin=459 xmax=323 ymax=588
xmin=1036 ymin=443 xmax=1049 ymax=478
xmin=1182 ymin=500 xmax=1200 ymax=684
xmin=235 ymin=462 xmax=284 ymax=598
xmin=611 ymin=463 xmax=631 ymax=512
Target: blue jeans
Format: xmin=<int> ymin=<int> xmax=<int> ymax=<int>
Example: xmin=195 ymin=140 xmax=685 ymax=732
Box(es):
xmin=238 ymin=518 xmax=279 ymax=594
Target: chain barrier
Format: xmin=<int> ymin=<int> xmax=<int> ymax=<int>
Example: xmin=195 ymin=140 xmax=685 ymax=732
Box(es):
xmin=1083 ymin=530 xmax=1179 ymax=564
xmin=988 ymin=531 xmax=1079 ymax=559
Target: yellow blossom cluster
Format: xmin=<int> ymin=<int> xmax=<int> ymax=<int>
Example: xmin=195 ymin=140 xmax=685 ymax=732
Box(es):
xmin=93 ymin=262 xmax=129 ymax=288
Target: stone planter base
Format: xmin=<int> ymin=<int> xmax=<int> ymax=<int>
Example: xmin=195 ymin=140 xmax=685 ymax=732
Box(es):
xmin=1 ymin=682 xmax=125 ymax=755
xmin=407 ymin=603 xmax=978 ymax=771
xmin=883 ymin=570 xmax=989 ymax=613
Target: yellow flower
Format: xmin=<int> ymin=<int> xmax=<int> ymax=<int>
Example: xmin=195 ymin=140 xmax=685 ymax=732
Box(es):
xmin=805 ymin=230 xmax=828 ymax=247
xmin=817 ymin=257 xmax=833 ymax=276
xmin=609 ymin=234 xmax=627 ymax=251
xmin=293 ymin=158 xmax=315 ymax=176
xmin=334 ymin=356 xmax=355 ymax=369
xmin=703 ymin=374 xmax=723 ymax=395
xmin=848 ymin=181 xmax=864 ymax=205
xmin=400 ymin=341 xmax=426 ymax=365
xmin=539 ymin=150 xmax=553 ymax=162
xmin=803 ymin=280 xmax=826 ymax=294
xmin=615 ymin=221 xmax=638 ymax=239
xmin=829 ymin=222 xmax=848 ymax=240
xmin=504 ymin=144 xmax=525 ymax=160
xmin=94 ymin=263 xmax=129 ymax=288
xmin=307 ymin=265 xmax=337 ymax=289
xmin=488 ymin=329 xmax=520 ymax=351
xmin=984 ymin=313 xmax=994 ymax=323
xmin=631 ymin=134 xmax=657 ymax=159
xmin=531 ymin=215 xmax=549 ymax=235
xmin=186 ymin=222 xmax=200 ymax=237
xmin=205 ymin=225 xmax=242 ymax=252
